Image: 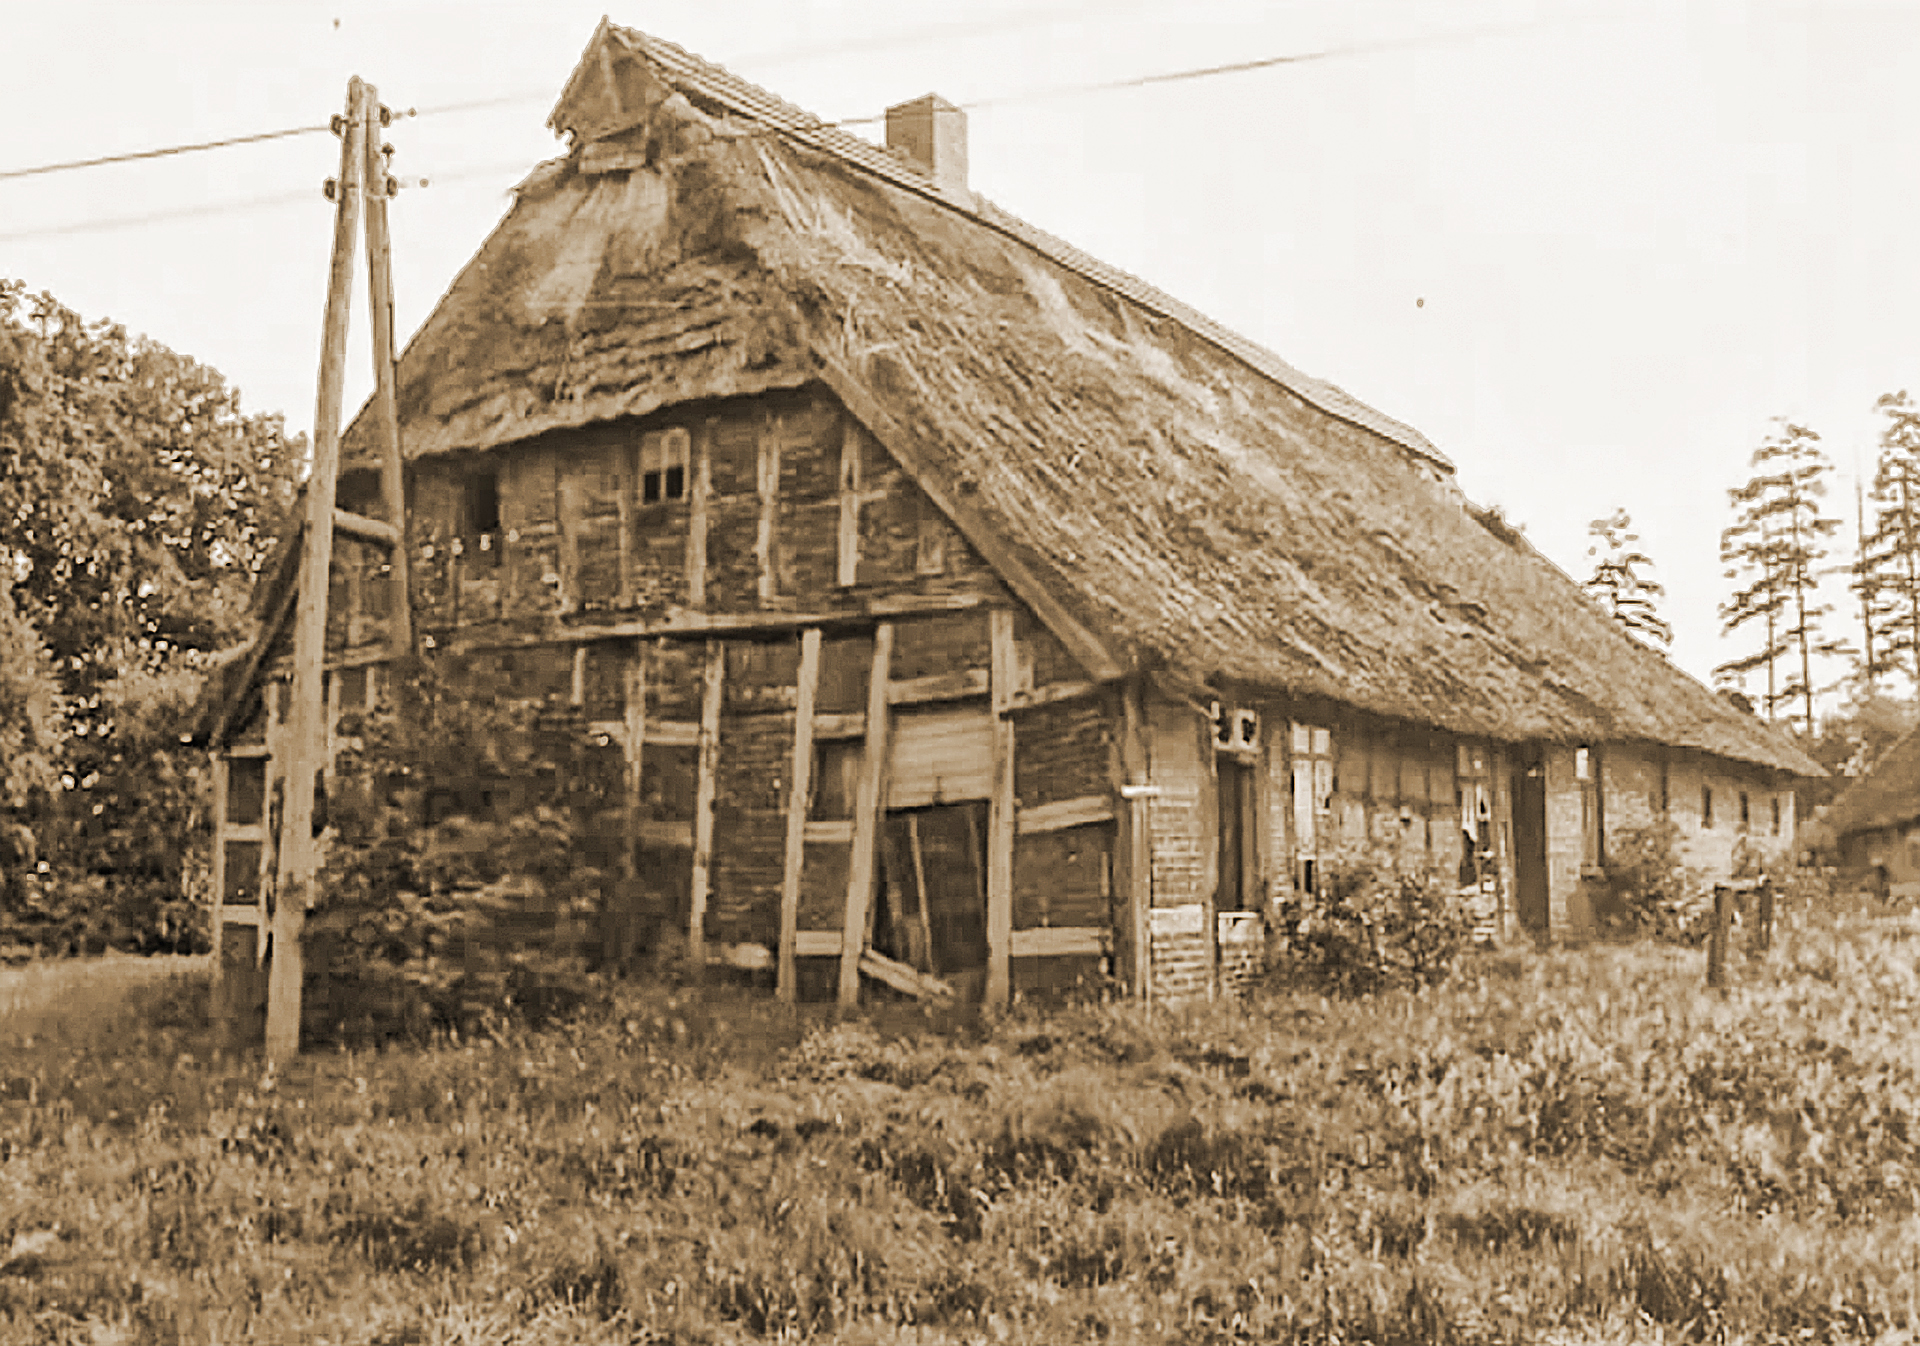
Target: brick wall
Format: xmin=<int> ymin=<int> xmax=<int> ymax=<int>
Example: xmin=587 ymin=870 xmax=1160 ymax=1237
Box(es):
xmin=1149 ymin=904 xmax=1210 ymax=1001
xmin=1147 ymin=697 xmax=1211 ymax=910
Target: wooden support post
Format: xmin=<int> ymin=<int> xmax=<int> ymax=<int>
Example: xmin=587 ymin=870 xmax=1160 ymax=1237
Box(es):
xmin=985 ymin=608 xmax=1016 ymax=1007
xmin=570 ymin=645 xmax=588 ymax=707
xmin=756 ymin=415 xmax=781 ymax=606
xmin=1752 ymin=880 xmax=1775 ymax=958
xmin=1116 ymin=675 xmax=1153 ymax=1000
xmin=266 ymin=80 xmax=368 ymax=1063
xmin=622 ymin=641 xmax=649 ymax=877
xmin=688 ymin=640 xmax=725 ymax=972
xmin=686 ymin=421 xmax=711 ymax=608
xmin=615 ymin=436 xmax=634 ymax=607
xmin=360 ymin=98 xmax=412 ymax=659
xmin=1198 ymin=708 xmax=1220 ymax=1002
xmin=778 ymin=628 xmax=823 ymax=1001
xmin=1707 ymin=883 xmax=1733 ymax=990
xmin=208 ymin=751 xmax=229 ymax=990
xmin=837 ymin=416 xmax=861 ymax=588
xmin=839 ymin=622 xmax=894 ymax=1006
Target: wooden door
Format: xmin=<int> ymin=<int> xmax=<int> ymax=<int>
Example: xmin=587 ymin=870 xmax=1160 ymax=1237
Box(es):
xmin=880 ymin=803 xmax=988 ymax=983
xmin=1511 ymin=754 xmax=1550 ymax=938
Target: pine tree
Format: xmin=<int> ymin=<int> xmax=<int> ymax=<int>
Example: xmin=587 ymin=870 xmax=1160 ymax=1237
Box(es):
xmin=1848 ymin=474 xmax=1885 ymax=691
xmin=1716 ymin=420 xmax=1846 ymax=736
xmin=1583 ymin=508 xmax=1672 ymax=646
xmin=1861 ymin=391 xmax=1920 ymax=691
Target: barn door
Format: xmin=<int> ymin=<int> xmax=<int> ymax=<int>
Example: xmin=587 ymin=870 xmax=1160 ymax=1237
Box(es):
xmin=879 ymin=803 xmax=989 ymax=990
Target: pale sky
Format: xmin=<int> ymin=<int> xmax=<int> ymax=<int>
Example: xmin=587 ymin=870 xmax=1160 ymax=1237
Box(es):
xmin=6 ymin=0 xmax=1919 ymax=715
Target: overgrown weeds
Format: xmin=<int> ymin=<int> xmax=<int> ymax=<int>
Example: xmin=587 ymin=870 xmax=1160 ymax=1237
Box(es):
xmin=5 ymin=896 xmax=1920 ymax=1341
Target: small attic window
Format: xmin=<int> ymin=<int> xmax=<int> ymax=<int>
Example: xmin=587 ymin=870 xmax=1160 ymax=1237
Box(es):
xmin=641 ymin=427 xmax=690 ymax=505
xmin=461 ymin=469 xmax=502 ymax=568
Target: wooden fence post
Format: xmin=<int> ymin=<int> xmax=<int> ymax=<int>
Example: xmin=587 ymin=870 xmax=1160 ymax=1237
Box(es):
xmin=1750 ymin=880 xmax=1775 ymax=959
xmin=1706 ymin=883 xmax=1733 ymax=990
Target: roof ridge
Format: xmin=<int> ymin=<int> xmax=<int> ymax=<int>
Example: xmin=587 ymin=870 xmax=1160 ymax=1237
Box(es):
xmin=608 ymin=23 xmax=1452 ymax=473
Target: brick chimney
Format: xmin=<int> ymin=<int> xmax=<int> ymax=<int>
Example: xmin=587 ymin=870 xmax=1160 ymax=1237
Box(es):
xmin=885 ymin=94 xmax=968 ymax=201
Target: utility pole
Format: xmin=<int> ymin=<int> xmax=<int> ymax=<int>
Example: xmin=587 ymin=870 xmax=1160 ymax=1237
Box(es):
xmin=261 ymin=76 xmax=417 ymax=1061
xmin=363 ymin=96 xmax=413 ymax=659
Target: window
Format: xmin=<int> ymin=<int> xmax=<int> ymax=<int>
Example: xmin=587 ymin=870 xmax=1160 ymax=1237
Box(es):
xmin=640 ymin=427 xmax=691 ymax=504
xmin=1290 ymin=722 xmax=1333 ymax=890
xmin=460 ymin=469 xmax=501 ymax=568
xmin=1702 ymin=784 xmax=1714 ymax=829
xmin=1576 ymin=745 xmax=1602 ymax=871
xmin=1771 ymin=796 xmax=1782 ymax=836
xmin=1739 ymin=791 xmax=1751 ymax=832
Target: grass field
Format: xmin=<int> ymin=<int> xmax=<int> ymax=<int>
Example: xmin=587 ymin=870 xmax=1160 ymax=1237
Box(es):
xmin=4 ymin=902 xmax=1920 ymax=1344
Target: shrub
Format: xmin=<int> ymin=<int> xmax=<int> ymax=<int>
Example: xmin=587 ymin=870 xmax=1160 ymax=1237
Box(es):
xmin=302 ymin=656 xmax=616 ymax=1045
xmin=1602 ymin=821 xmax=1708 ymax=944
xmin=1269 ymin=847 xmax=1473 ymax=995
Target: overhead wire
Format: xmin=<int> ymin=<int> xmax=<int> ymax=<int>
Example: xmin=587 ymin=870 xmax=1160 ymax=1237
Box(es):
xmin=0 ymin=10 xmax=1581 ymax=234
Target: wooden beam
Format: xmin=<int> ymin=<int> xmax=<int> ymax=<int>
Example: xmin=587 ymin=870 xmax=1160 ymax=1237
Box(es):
xmin=639 ymin=819 xmax=694 ymax=849
xmin=1009 ymin=926 xmax=1110 ymax=958
xmin=888 ymin=667 xmax=990 ymax=705
xmin=688 ymin=640 xmax=725 ymax=973
xmin=570 ymin=645 xmax=588 ymax=707
xmin=837 ymin=414 xmax=861 ymax=588
xmin=859 ymin=947 xmax=954 ymax=1000
xmin=756 ymin=414 xmax=780 ymax=605
xmin=623 ymin=640 xmax=648 ymax=887
xmin=817 ymin=361 xmax=1123 ymax=681
xmin=778 ymin=628 xmax=822 ymax=1002
xmin=811 ymin=714 xmax=866 ymax=741
xmin=1198 ymin=707 xmax=1220 ymax=1002
xmin=687 ymin=419 xmax=711 ymax=607
xmin=358 ymin=115 xmax=412 ymax=659
xmin=332 ymin=508 xmax=399 ymax=548
xmin=1116 ymin=675 xmax=1153 ymax=1000
xmin=557 ymin=468 xmax=582 ymax=616
xmin=266 ymin=79 xmax=369 ymax=1063
xmin=1004 ymin=680 xmax=1102 ymax=715
xmin=645 ymin=721 xmax=701 ymax=747
xmin=1018 ymin=794 xmax=1115 ymax=835
xmin=208 ymin=752 xmax=229 ymax=975
xmin=985 ymin=608 xmax=1016 ymax=1007
xmin=615 ymin=435 xmax=634 ymax=608
xmin=804 ymin=819 xmax=854 ymax=843
xmin=795 ymin=930 xmax=841 ymax=957
xmin=838 ymin=622 xmax=893 ymax=1006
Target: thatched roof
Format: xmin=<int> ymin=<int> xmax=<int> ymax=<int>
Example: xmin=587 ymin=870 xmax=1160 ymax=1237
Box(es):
xmin=1821 ymin=727 xmax=1920 ymax=838
xmin=334 ymin=21 xmax=1819 ymax=778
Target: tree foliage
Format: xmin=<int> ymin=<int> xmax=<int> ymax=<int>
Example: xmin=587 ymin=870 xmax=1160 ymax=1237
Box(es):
xmin=1855 ymin=391 xmax=1920 ymax=694
xmin=1583 ymin=508 xmax=1672 ymax=647
xmin=1716 ymin=420 xmax=1846 ymax=736
xmin=0 ymin=281 xmax=302 ymax=952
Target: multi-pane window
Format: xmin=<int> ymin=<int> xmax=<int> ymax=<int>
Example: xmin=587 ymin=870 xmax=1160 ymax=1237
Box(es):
xmin=640 ymin=427 xmax=691 ymax=504
xmin=1290 ymin=723 xmax=1333 ymax=891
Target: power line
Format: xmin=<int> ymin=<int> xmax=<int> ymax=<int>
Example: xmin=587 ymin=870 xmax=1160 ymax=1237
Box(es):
xmin=0 ymin=123 xmax=330 ymax=182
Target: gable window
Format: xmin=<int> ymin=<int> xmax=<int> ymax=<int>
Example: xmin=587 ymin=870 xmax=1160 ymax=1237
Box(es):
xmin=1576 ymin=745 xmax=1603 ymax=872
xmin=461 ymin=469 xmax=501 ymax=568
xmin=640 ymin=427 xmax=691 ymax=505
xmin=1701 ymin=784 xmax=1714 ymax=829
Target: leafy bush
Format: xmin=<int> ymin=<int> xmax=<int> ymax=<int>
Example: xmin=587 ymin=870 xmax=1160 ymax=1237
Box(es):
xmin=302 ymin=656 xmax=616 ymax=1045
xmin=1269 ymin=847 xmax=1474 ymax=995
xmin=1601 ymin=821 xmax=1709 ymax=944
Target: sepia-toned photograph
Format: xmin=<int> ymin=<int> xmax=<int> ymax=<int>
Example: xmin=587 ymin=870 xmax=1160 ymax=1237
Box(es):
xmin=4 ymin=3 xmax=1919 ymax=1340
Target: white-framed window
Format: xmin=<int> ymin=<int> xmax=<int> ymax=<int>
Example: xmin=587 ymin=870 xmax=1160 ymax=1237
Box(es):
xmin=640 ymin=427 xmax=691 ymax=504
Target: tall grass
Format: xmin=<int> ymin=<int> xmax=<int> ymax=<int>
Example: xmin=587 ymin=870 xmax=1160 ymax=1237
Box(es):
xmin=3 ymin=904 xmax=1918 ymax=1343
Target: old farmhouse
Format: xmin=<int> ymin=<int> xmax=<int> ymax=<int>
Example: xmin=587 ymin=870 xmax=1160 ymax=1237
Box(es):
xmin=1820 ymin=727 xmax=1920 ymax=899
xmin=202 ymin=21 xmax=1820 ymax=1016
